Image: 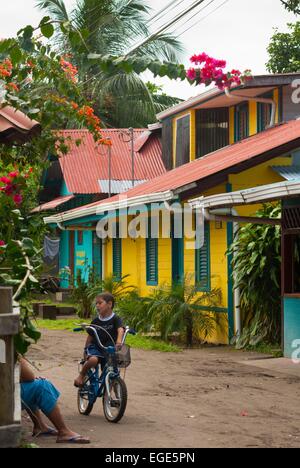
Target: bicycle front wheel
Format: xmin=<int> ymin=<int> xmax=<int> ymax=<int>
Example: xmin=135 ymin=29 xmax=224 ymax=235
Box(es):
xmin=103 ymin=376 xmax=127 ymax=423
xmin=78 ymin=378 xmax=94 ymax=416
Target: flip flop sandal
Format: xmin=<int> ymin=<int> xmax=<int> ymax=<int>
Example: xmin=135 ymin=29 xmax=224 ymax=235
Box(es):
xmin=56 ymin=436 xmax=90 ymax=444
xmin=32 ymin=427 xmax=58 ymax=437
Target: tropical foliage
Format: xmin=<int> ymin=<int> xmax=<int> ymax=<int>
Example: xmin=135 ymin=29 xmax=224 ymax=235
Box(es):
xmin=0 ymin=20 xmax=115 ymax=353
xmin=281 ymin=0 xmax=300 ymax=15
xmin=36 ymin=0 xmax=185 ymax=127
xmin=228 ymin=204 xmax=282 ymax=348
xmin=118 ymin=276 xmax=224 ymax=347
xmin=266 ymin=22 xmax=300 ymax=73
xmin=266 ymin=0 xmax=300 ymax=73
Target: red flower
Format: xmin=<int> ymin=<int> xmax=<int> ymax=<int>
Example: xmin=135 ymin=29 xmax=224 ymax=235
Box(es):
xmin=0 ymin=240 xmax=5 ymax=247
xmin=186 ymin=68 xmax=196 ymax=81
xmin=0 ymin=176 xmax=12 ymax=184
xmin=8 ymin=171 xmax=19 ymax=178
xmin=13 ymin=193 xmax=23 ymax=205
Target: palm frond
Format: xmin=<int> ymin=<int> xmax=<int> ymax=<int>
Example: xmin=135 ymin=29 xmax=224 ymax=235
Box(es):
xmin=35 ymin=0 xmax=70 ymax=21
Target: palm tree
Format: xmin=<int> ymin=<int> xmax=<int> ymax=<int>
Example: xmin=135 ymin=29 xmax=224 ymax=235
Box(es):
xmin=36 ymin=0 xmax=184 ymax=127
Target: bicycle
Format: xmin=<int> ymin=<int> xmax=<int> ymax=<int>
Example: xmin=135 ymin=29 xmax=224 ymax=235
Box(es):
xmin=73 ymin=324 xmax=136 ymax=423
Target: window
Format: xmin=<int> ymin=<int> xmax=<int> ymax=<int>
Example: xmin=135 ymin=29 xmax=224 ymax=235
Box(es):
xmin=162 ymin=117 xmax=173 ymax=170
xmin=146 ymin=237 xmax=158 ymax=285
xmin=196 ymin=108 xmax=229 ymax=158
xmin=195 ymin=222 xmax=210 ymax=291
xmin=112 ymin=223 xmax=122 ymax=280
xmin=235 ymin=103 xmax=249 ymax=142
xmin=175 ymin=115 xmax=190 ymax=167
xmin=257 ymin=92 xmax=273 ymax=133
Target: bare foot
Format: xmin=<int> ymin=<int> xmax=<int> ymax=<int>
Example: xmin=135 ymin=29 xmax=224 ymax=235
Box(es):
xmin=74 ymin=374 xmax=84 ymax=388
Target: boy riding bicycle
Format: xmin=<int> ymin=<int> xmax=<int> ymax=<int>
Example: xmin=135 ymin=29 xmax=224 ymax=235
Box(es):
xmin=74 ymin=292 xmax=124 ymax=388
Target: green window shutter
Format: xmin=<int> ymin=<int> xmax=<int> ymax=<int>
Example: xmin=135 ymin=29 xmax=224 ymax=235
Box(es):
xmin=195 ymin=222 xmax=210 ymax=291
xmin=257 ymin=91 xmax=273 ymax=133
xmin=175 ymin=115 xmax=190 ymax=167
xmin=146 ymin=237 xmax=158 ymax=285
xmin=162 ymin=117 xmax=173 ymax=170
xmin=113 ymin=237 xmax=122 ymax=281
xmin=235 ymin=103 xmax=249 ymax=142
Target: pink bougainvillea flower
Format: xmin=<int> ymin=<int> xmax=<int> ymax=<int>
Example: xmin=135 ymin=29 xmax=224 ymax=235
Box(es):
xmin=13 ymin=193 xmax=23 ymax=205
xmin=4 ymin=184 xmax=14 ymax=195
xmin=8 ymin=171 xmax=19 ymax=178
xmin=186 ymin=52 xmax=252 ymax=91
xmin=0 ymin=176 xmax=12 ymax=184
xmin=186 ymin=68 xmax=196 ymax=81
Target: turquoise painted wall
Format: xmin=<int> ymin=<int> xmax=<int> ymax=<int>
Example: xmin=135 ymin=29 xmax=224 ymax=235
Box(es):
xmin=74 ymin=230 xmax=93 ymax=282
xmin=60 ymin=181 xmax=72 ymax=196
xmin=59 ymin=230 xmax=70 ymax=288
xmin=284 ymin=297 xmax=300 ymax=358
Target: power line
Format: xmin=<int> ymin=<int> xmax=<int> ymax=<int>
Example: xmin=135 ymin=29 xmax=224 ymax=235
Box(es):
xmin=176 ymin=0 xmax=231 ymax=38
xmin=79 ymin=0 xmax=207 ymax=86
xmin=124 ymin=0 xmax=207 ymax=58
xmin=172 ymin=0 xmax=216 ymax=32
xmin=147 ymin=0 xmax=188 ymax=27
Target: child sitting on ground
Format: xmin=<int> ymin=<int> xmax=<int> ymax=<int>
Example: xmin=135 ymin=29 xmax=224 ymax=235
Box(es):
xmin=74 ymin=292 xmax=124 ymax=388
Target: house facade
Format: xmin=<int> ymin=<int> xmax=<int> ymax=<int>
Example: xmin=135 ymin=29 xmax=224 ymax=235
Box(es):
xmin=34 ymin=128 xmax=165 ymax=284
xmin=44 ymin=74 xmax=300 ymax=345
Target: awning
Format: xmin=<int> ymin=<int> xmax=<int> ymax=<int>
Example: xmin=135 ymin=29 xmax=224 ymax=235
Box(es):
xmin=0 ymin=106 xmax=41 ymax=144
xmin=31 ymin=195 xmax=75 ymax=213
xmin=189 ymin=179 xmax=300 ymax=210
xmin=271 ymin=165 xmax=300 ymax=181
xmin=98 ymin=179 xmax=147 ymax=194
xmin=43 ymin=191 xmax=174 ymax=224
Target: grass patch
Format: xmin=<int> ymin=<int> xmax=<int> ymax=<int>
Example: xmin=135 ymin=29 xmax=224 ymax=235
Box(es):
xmin=245 ymin=342 xmax=283 ymax=358
xmin=35 ymin=318 xmax=181 ymax=353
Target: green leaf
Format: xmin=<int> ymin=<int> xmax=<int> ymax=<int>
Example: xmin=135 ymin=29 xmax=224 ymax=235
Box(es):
xmin=39 ymin=16 xmax=51 ymax=26
xmin=20 ymin=25 xmax=34 ymax=40
xmin=41 ymin=23 xmax=55 ymax=39
xmin=10 ymin=46 xmax=23 ymax=65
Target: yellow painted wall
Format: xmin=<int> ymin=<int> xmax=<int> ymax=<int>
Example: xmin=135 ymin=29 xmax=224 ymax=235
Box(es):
xmin=249 ymin=101 xmax=257 ymax=136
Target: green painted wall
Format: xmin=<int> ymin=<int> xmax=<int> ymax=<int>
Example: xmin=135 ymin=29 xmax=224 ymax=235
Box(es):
xmin=74 ymin=230 xmax=93 ymax=282
xmin=284 ymin=297 xmax=300 ymax=358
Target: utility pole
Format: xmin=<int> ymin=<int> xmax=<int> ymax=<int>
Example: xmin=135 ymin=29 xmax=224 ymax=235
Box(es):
xmin=129 ymin=127 xmax=134 ymax=188
xmin=107 ymin=138 xmax=112 ymax=198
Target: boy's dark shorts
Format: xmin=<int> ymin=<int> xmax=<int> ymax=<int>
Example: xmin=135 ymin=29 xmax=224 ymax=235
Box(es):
xmin=85 ymin=344 xmax=107 ymax=369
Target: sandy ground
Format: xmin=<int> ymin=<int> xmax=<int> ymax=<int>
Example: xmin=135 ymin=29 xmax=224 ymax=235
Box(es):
xmin=21 ymin=328 xmax=300 ymax=449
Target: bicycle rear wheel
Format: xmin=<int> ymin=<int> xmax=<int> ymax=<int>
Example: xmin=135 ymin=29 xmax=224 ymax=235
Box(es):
xmin=103 ymin=376 xmax=127 ymax=423
xmin=77 ymin=377 xmax=94 ymax=416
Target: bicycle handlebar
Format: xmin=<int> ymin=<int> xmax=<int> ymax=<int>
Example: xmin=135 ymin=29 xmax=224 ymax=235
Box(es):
xmin=73 ymin=324 xmax=136 ymax=351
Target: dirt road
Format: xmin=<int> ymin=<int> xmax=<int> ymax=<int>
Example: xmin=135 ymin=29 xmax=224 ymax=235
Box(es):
xmin=22 ymin=329 xmax=300 ymax=448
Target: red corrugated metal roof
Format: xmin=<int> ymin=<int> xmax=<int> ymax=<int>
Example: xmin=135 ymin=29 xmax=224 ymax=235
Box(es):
xmin=31 ymin=195 xmax=75 ymax=213
xmin=57 ymin=129 xmax=165 ymax=194
xmin=62 ymin=120 xmax=300 ymax=218
xmin=0 ymin=106 xmax=41 ymax=144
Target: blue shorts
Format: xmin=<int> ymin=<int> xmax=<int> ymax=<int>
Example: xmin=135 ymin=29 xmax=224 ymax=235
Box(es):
xmin=85 ymin=344 xmax=106 ymax=370
xmin=21 ymin=379 xmax=60 ymax=416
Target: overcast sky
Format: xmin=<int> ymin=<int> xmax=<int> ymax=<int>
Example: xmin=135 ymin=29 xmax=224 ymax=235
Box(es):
xmin=1 ymin=0 xmax=297 ymax=99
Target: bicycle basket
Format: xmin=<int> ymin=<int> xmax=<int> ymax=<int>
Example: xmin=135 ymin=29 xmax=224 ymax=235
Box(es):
xmin=115 ymin=344 xmax=131 ymax=368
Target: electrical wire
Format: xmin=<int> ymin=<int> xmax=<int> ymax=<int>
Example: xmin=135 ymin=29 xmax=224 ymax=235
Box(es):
xmin=147 ymin=0 xmax=188 ymax=27
xmin=124 ymin=0 xmax=207 ymax=57
xmin=172 ymin=0 xmax=216 ymax=32
xmin=176 ymin=0 xmax=230 ymax=38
